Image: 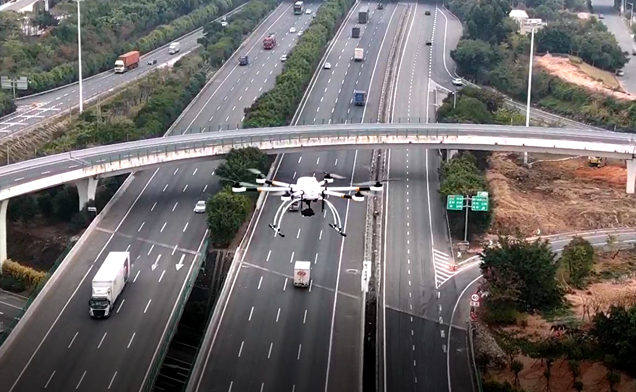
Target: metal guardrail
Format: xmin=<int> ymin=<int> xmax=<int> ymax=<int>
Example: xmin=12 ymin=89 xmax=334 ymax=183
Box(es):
xmin=140 ymin=236 xmax=209 ymax=392
xmin=0 ymin=241 xmax=75 ymax=347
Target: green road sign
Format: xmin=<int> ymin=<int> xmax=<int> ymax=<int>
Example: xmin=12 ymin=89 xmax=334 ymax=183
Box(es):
xmin=471 ymin=194 xmax=489 ymax=212
xmin=446 ymin=195 xmax=464 ymax=210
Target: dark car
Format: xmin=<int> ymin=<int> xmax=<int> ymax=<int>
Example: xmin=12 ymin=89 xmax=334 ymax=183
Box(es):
xmin=425 ymin=10 xmax=431 ymax=15
xmin=377 ymin=3 xmax=384 ymax=9
xmin=147 ymin=59 xmax=157 ymax=65
xmin=426 ymin=41 xmax=432 ymax=46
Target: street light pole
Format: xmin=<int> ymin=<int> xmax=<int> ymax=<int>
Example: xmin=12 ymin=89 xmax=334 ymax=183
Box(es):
xmin=524 ymin=25 xmax=535 ymax=165
xmin=75 ymin=0 xmax=84 ymax=113
xmin=629 ymin=2 xmax=634 ymax=27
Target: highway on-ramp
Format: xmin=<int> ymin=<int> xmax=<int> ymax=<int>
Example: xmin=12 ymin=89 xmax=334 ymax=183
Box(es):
xmin=190 ymin=1 xmax=402 ymax=391
xmin=0 ymin=3 xmax=250 ymax=140
xmin=0 ymin=3 xmax=311 ymax=392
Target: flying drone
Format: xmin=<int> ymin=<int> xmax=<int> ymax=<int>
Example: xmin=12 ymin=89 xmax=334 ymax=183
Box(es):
xmin=231 ymin=169 xmax=385 ymax=238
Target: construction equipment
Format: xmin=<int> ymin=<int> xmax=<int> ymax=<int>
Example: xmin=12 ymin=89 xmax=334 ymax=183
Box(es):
xmin=588 ymin=156 xmax=606 ymax=167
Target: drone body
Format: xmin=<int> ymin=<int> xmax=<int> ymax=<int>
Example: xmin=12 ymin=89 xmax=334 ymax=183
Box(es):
xmin=232 ymin=170 xmax=384 ymax=238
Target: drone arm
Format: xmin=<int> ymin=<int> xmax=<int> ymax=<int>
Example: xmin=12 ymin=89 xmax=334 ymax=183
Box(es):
xmin=242 ymin=186 xmax=291 ymax=193
xmin=263 ymin=180 xmax=291 ymax=187
xmin=325 ymin=186 xmax=376 ymax=192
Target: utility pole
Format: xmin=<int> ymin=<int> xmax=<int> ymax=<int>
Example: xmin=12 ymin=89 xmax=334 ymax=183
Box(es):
xmin=524 ymin=24 xmax=536 ymax=165
xmin=75 ymin=0 xmax=84 ymax=113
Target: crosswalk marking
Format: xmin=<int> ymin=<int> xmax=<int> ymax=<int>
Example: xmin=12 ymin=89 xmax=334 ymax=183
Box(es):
xmin=433 ymin=249 xmax=457 ymax=288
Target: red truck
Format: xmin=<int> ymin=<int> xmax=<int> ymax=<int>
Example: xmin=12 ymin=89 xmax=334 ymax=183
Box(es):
xmin=114 ymin=51 xmax=140 ymax=74
xmin=263 ymin=33 xmax=276 ymax=50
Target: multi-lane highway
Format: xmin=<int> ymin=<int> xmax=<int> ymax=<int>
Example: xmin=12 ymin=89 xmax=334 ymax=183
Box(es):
xmin=0 ymin=290 xmax=25 ymax=327
xmin=190 ymin=1 xmax=401 ymax=391
xmin=382 ymin=3 xmax=460 ymax=391
xmin=0 ymin=3 xmax=313 ymax=392
xmin=0 ymin=3 xmax=251 ymax=139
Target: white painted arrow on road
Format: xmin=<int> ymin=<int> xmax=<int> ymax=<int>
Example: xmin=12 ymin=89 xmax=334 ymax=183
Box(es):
xmin=152 ymin=254 xmax=161 ymax=271
xmin=176 ymin=254 xmax=185 ymax=271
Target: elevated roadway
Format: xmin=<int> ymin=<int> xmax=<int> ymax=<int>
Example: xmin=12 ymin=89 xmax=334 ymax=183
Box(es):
xmin=0 ymin=3 xmax=250 ymax=140
xmin=0 ymin=3 xmax=312 ymax=392
xmin=188 ymin=1 xmax=401 ymax=390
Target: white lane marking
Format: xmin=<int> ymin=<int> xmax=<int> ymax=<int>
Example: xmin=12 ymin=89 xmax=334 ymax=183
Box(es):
xmin=319 ymin=230 xmax=323 ymax=240
xmin=276 ymin=308 xmax=281 ymax=322
xmin=75 ymin=371 xmax=86 ymax=389
xmin=158 ymin=270 xmax=166 ymax=283
xmin=138 ymin=222 xmax=145 ymax=232
xmin=107 ymin=371 xmax=117 ymax=390
xmin=238 ymin=341 xmax=244 ymax=357
xmin=183 ymin=222 xmax=189 ymax=232
xmin=289 ymin=251 xmax=295 ymax=264
xmin=162 ymin=184 xmax=168 ymax=192
xmin=144 ymin=299 xmax=152 ymax=313
xmin=297 ymin=228 xmax=301 ymax=239
xmin=151 ymin=202 xmax=157 ymax=211
xmin=266 ymin=250 xmax=272 ymax=261
xmin=249 ymin=306 xmax=254 ymax=321
xmin=173 ymin=168 xmax=179 ymax=175
xmin=148 ymin=245 xmax=155 ymax=255
xmin=133 ymin=270 xmax=140 ymax=283
xmin=203 ymin=184 xmax=208 ymax=193
xmin=183 ymin=184 xmax=188 ymax=193
xmin=258 ymin=276 xmax=263 ymax=290
xmin=172 ymin=202 xmax=178 ymax=212
xmin=98 ymin=332 xmax=107 ymax=348
xmin=41 ymin=171 xmax=51 ymax=175
xmin=268 ymin=342 xmax=273 ymax=359
xmin=127 ymin=333 xmax=136 ymax=348
xmin=309 ymin=280 xmax=313 ymax=292
xmin=193 ymin=168 xmax=198 ymax=176
xmin=44 ymin=371 xmax=55 ymax=389
xmin=68 ymin=332 xmax=79 ymax=349
xmin=172 ymin=244 xmax=178 ymax=256
xmin=298 ymin=156 xmax=302 ymax=163
xmin=297 ymin=344 xmax=302 ymax=360
xmin=116 ymin=299 xmax=125 ymax=313
xmin=303 ymin=309 xmax=307 ymax=324
xmin=13 ymin=177 xmax=24 ymax=182
xmin=314 ymin=253 xmax=318 ymax=264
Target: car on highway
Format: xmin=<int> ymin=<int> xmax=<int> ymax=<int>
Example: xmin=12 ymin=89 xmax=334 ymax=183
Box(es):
xmin=305 ymin=8 xmax=311 ymax=14
xmin=290 ymin=27 xmax=297 ymax=33
xmin=297 ymin=30 xmax=303 ymax=36
xmin=193 ymin=200 xmax=206 ymax=213
xmin=598 ymin=13 xmax=604 ymax=19
xmin=289 ymin=200 xmax=300 ymax=211
xmin=426 ymin=40 xmax=432 ymax=46
xmin=425 ymin=10 xmax=431 ymax=15
xmin=221 ymin=21 xmax=228 ymax=27
xmin=632 ymin=47 xmax=636 ymax=56
xmin=147 ymin=59 xmax=157 ymax=65
xmin=377 ymin=3 xmax=384 ymax=9
xmin=324 ymin=62 xmax=332 ymax=69
xmin=280 ymin=54 xmax=287 ymax=62
xmin=452 ymin=78 xmax=463 ymax=86
xmin=616 ymin=69 xmax=625 ymax=76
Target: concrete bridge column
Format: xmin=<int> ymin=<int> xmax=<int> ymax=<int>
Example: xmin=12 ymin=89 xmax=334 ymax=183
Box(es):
xmin=447 ymin=150 xmax=458 ymax=161
xmin=75 ymin=177 xmax=98 ymax=211
xmin=627 ymin=159 xmax=636 ymax=194
xmin=0 ymin=199 xmax=8 ymax=268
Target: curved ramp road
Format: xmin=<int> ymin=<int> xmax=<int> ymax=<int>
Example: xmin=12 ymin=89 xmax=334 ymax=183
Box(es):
xmin=0 ymin=3 xmax=313 ymax=392
xmin=0 ymin=3 xmax=251 ymax=139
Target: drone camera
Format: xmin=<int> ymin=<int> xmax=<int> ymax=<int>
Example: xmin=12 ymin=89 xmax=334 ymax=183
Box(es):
xmin=301 ymin=208 xmax=315 ymax=217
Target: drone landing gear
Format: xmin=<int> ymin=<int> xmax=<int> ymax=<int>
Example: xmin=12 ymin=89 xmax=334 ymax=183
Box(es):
xmin=329 ymin=223 xmax=347 ymax=237
xmin=268 ymin=224 xmax=285 ymax=238
xmin=324 ymin=199 xmax=346 ymax=237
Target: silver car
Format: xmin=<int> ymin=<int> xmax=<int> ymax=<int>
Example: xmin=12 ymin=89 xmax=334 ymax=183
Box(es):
xmin=193 ymin=200 xmax=206 ymax=213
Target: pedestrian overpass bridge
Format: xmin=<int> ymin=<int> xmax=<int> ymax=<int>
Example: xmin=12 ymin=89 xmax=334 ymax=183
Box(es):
xmin=1 ymin=122 xmax=635 ymax=260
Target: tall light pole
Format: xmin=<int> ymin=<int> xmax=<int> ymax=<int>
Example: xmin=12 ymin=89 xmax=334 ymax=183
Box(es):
xmin=629 ymin=2 xmax=634 ymax=27
xmin=524 ymin=24 xmax=536 ymax=165
xmin=75 ymin=0 xmax=84 ymax=113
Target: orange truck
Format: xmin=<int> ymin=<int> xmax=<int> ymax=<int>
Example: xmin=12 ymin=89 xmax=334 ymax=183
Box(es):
xmin=114 ymin=51 xmax=140 ymax=74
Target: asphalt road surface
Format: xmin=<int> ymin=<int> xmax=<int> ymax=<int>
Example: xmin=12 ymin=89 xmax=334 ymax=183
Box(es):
xmin=590 ymin=0 xmax=636 ymax=94
xmin=0 ymin=3 xmax=312 ymax=392
xmin=0 ymin=290 xmax=25 ymax=327
xmin=0 ymin=3 xmax=250 ymax=140
xmin=191 ymin=2 xmax=401 ymax=391
xmin=383 ymin=3 xmax=459 ymax=391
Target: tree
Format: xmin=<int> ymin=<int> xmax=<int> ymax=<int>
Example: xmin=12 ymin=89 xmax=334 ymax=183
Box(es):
xmin=591 ymin=306 xmax=636 ymax=377
xmin=451 ymin=39 xmax=503 ymax=82
xmin=207 ymin=187 xmax=251 ymax=248
xmin=568 ymin=359 xmax=581 ymax=388
xmin=215 ymin=147 xmax=269 ymax=186
xmin=606 ymin=371 xmax=621 ymax=392
xmin=559 ymin=236 xmax=594 ymax=288
xmin=573 ymin=380 xmax=584 ymax=392
xmin=480 ymin=236 xmax=563 ymax=316
xmin=464 ymin=0 xmax=515 ymax=44
xmin=510 ymin=359 xmax=524 ymax=386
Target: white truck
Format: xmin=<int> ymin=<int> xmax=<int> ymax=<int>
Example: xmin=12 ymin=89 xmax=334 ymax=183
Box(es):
xmin=89 ymin=252 xmax=130 ymax=318
xmin=354 ymin=47 xmax=364 ymax=61
xmin=168 ymin=42 xmax=181 ymax=54
xmin=293 ymin=261 xmax=311 ymax=288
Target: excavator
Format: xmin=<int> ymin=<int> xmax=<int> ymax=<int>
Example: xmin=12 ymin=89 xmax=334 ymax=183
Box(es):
xmin=587 ymin=156 xmax=606 ymax=168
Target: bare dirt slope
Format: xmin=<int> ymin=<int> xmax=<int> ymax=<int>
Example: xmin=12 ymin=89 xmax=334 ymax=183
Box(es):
xmin=536 ymin=54 xmax=634 ymax=101
xmin=487 ymin=153 xmax=636 ymax=236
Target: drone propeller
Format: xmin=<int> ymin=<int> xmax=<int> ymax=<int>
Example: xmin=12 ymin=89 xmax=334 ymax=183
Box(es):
xmin=353 ymin=178 xmax=399 ymax=186
xmin=323 ymin=172 xmax=347 ymax=181
xmin=247 ymin=168 xmax=267 ymax=184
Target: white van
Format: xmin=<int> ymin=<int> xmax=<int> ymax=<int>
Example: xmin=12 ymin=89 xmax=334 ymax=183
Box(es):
xmin=168 ymin=42 xmax=180 ymax=55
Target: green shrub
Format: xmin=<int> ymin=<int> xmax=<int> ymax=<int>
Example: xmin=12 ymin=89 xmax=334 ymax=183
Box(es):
xmin=207 ymin=187 xmax=251 ymax=248
xmin=1 ymin=259 xmax=47 ymax=292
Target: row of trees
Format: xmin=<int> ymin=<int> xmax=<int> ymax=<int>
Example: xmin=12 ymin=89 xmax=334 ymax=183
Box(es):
xmin=243 ymin=0 xmax=357 ymax=127
xmin=206 ymin=147 xmax=270 ymax=248
xmin=438 ymin=152 xmax=492 ymax=240
xmin=199 ymin=0 xmax=277 ymax=67
xmin=42 ymin=54 xmax=207 ymax=154
xmin=437 ymin=87 xmax=525 ymax=125
xmin=0 ymin=91 xmax=15 ymax=117
xmin=0 ymin=0 xmax=248 ymax=96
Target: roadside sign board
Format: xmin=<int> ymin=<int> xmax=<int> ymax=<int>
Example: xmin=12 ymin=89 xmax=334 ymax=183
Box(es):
xmin=471 ymin=294 xmax=480 ymax=302
xmin=16 ymin=77 xmax=28 ymax=90
xmin=469 ymin=301 xmax=480 ymax=307
xmin=0 ymin=76 xmax=11 ymax=90
xmin=446 ymin=195 xmax=464 ymax=211
xmin=471 ymin=193 xmax=489 ymax=212
xmin=361 ymin=261 xmax=371 ymax=293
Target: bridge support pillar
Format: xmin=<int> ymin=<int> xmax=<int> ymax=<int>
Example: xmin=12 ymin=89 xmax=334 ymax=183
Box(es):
xmin=75 ymin=177 xmax=98 ymax=211
xmin=627 ymin=159 xmax=636 ymax=194
xmin=447 ymin=150 xmax=458 ymax=161
xmin=0 ymin=199 xmax=8 ymax=268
